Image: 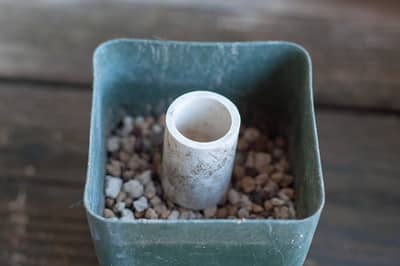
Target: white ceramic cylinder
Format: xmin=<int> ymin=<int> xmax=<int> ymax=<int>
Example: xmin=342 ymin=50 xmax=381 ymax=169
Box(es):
xmin=161 ymin=91 xmax=241 ymax=210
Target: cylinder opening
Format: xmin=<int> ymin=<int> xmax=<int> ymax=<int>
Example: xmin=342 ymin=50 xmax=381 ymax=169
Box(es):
xmin=174 ymin=97 xmax=232 ymax=142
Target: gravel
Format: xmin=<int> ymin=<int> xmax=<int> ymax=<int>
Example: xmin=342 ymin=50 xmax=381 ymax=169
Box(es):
xmin=103 ymin=113 xmax=297 ymax=221
xmin=203 ymin=206 xmax=217 ymax=218
xmin=227 ymin=188 xmax=240 ymax=205
xmin=133 ymin=196 xmax=149 ymax=212
xmin=168 ymin=210 xmax=180 ymax=220
xmin=136 ymin=170 xmax=152 ymax=185
xmin=145 ymin=208 xmax=159 ymax=219
xmin=107 ymin=136 xmax=120 ymax=153
xmin=123 ymin=180 xmax=144 ymax=199
xmin=105 ymin=175 xmax=122 ymax=198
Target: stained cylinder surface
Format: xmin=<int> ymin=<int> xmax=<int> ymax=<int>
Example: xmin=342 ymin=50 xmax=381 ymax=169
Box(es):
xmin=161 ymin=91 xmax=241 ymax=210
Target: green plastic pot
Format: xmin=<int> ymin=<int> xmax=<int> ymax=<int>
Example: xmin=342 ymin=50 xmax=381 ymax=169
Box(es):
xmin=84 ymin=39 xmax=325 ymax=266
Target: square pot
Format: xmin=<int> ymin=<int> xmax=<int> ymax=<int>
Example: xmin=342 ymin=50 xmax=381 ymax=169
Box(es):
xmin=84 ymin=39 xmax=325 ymax=266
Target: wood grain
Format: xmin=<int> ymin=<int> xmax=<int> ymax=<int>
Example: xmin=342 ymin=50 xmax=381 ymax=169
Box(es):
xmin=0 ymin=84 xmax=399 ymax=265
xmin=0 ymin=0 xmax=399 ymax=110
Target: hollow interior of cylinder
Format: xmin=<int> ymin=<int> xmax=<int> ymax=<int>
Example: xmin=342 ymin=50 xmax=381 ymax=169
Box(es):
xmin=174 ymin=97 xmax=232 ymax=142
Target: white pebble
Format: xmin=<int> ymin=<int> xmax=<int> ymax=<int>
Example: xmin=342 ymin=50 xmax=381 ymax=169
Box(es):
xmin=133 ymin=196 xmax=149 ymax=212
xmin=203 ymin=206 xmax=217 ymax=218
xmin=113 ymin=201 xmax=126 ymax=213
xmin=120 ymin=209 xmax=135 ymax=221
xmin=121 ymin=116 xmax=134 ymax=136
xmin=188 ymin=211 xmax=198 ymax=219
xmin=152 ymin=124 xmax=162 ymax=134
xmin=238 ymin=208 xmax=250 ymax=218
xmin=271 ymin=198 xmax=285 ymax=206
xmin=179 ymin=211 xmax=190 ymax=219
xmin=240 ymin=195 xmax=253 ymax=211
xmin=168 ymin=210 xmax=180 ymax=220
xmin=135 ymin=116 xmax=145 ymax=126
xmin=105 ymin=175 xmax=122 ymax=198
xmin=228 ymin=188 xmax=240 ymax=205
xmin=243 ymin=128 xmax=260 ymax=142
xmin=123 ymin=180 xmax=144 ymax=199
xmin=195 ymin=212 xmax=203 ymax=219
xmin=136 ymin=170 xmax=152 ymax=185
xmin=107 ymin=136 xmax=120 ymax=152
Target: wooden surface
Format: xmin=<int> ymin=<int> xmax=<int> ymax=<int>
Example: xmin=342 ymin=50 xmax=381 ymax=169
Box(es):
xmin=0 ymin=0 xmax=399 ymax=111
xmin=0 ymin=1 xmax=399 ymax=265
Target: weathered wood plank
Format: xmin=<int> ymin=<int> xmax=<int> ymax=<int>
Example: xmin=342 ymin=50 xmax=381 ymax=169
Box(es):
xmin=0 ymin=84 xmax=399 ymax=265
xmin=0 ymin=0 xmax=399 ymax=110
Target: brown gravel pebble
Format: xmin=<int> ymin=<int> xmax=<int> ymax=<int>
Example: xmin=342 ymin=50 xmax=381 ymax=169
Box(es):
xmin=106 ymin=159 xmax=122 ymax=177
xmin=226 ymin=205 xmax=238 ymax=217
xmin=237 ymin=138 xmax=249 ymax=151
xmin=144 ymin=184 xmax=156 ymax=198
xmin=278 ymin=190 xmax=291 ymax=202
xmin=243 ymin=128 xmax=260 ymax=143
xmin=288 ymin=206 xmax=296 ymax=218
xmin=103 ymin=113 xmax=297 ymax=220
xmin=233 ymin=165 xmax=245 ymax=181
xmin=154 ymin=204 xmax=168 ymax=216
xmin=216 ymin=207 xmax=228 ymax=218
xmin=150 ymin=196 xmax=162 ymax=207
xmin=254 ymin=152 xmax=272 ymax=172
xmin=103 ymin=208 xmax=115 ymax=218
xmin=270 ymin=172 xmax=284 ymax=183
xmin=241 ymin=176 xmax=256 ymax=193
xmin=116 ymin=191 xmax=127 ymax=202
xmin=252 ymin=203 xmax=264 ymax=213
xmin=235 ymin=153 xmax=246 ymax=165
xmin=119 ymin=151 xmax=130 ymax=163
xmin=263 ymin=180 xmax=279 ymax=197
xmin=245 ymin=152 xmax=256 ymax=169
xmin=135 ymin=211 xmax=145 ymax=219
xmin=105 ymin=197 xmax=115 ymax=209
xmin=280 ymin=174 xmax=294 ymax=187
xmin=263 ymin=200 xmax=273 ymax=211
xmin=280 ymin=188 xmax=295 ymax=200
xmin=145 ymin=208 xmax=159 ymax=219
xmin=255 ymin=173 xmax=269 ymax=185
xmin=204 ymin=206 xmax=217 ymax=218
xmin=124 ymin=197 xmax=133 ymax=208
xmin=272 ymin=148 xmax=284 ymax=159
xmin=274 ymin=206 xmax=290 ymax=219
xmin=122 ymin=170 xmax=134 ymax=180
xmin=160 ymin=209 xmax=171 ymax=219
